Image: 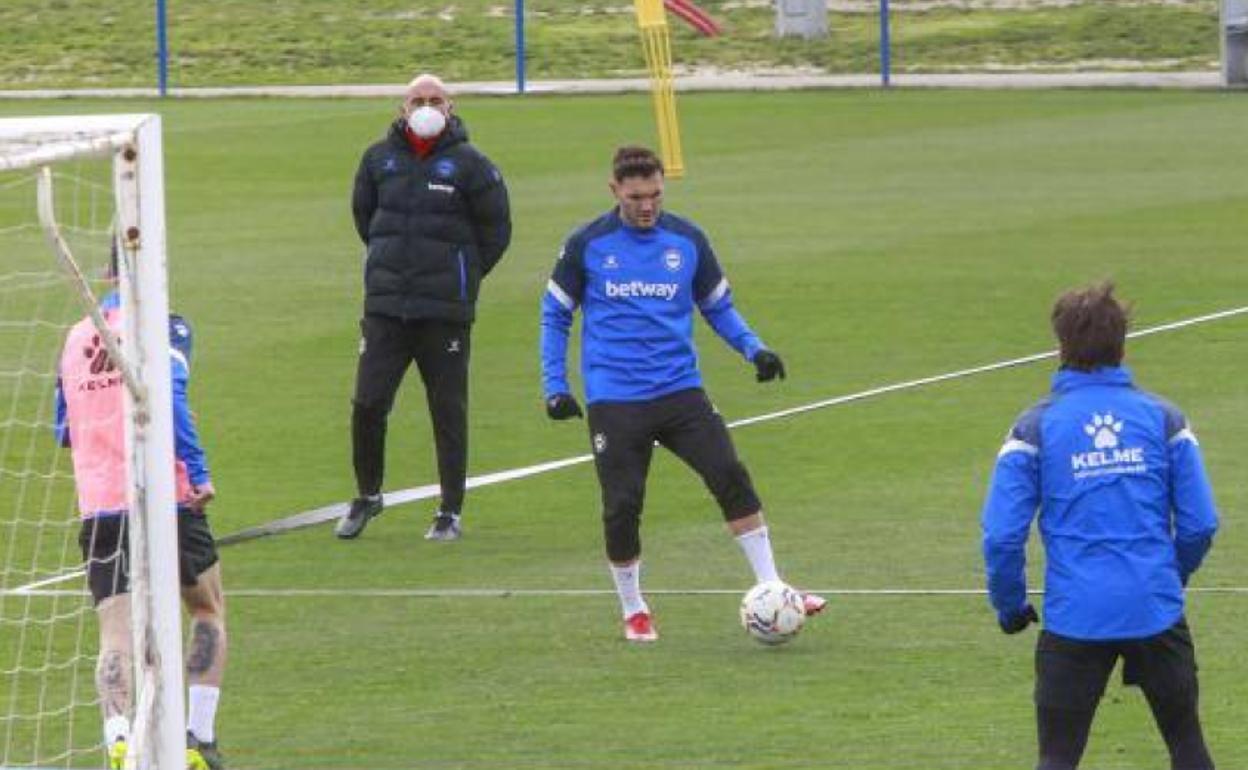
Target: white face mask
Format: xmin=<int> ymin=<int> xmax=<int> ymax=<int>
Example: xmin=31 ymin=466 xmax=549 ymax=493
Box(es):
xmin=407 ymin=106 xmax=447 ymax=139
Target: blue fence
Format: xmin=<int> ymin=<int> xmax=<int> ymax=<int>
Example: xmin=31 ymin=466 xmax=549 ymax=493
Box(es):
xmin=152 ymin=0 xmax=896 ymax=96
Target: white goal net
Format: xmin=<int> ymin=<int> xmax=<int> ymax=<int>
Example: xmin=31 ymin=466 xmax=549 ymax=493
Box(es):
xmin=0 ymin=115 xmax=183 ymax=770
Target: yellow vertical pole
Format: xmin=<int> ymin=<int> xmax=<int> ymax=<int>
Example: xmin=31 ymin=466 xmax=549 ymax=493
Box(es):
xmin=635 ymin=0 xmax=685 ymax=178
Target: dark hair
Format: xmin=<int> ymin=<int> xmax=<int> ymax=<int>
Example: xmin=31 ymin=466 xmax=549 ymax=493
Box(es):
xmin=612 ymin=145 xmax=663 ymax=182
xmin=1050 ymin=281 xmax=1129 ymax=371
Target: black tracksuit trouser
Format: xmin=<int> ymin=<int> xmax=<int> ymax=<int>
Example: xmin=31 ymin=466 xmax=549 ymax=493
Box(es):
xmin=352 ymin=313 xmax=470 ymax=515
xmin=1034 ymin=620 xmax=1214 ymax=770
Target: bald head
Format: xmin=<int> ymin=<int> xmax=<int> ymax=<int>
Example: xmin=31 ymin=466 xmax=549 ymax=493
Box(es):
xmin=407 ymin=73 xmax=448 ymax=96
xmin=402 ymin=73 xmax=453 ymax=119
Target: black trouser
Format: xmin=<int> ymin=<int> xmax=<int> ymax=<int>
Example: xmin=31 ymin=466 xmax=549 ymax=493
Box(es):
xmin=586 ymin=388 xmax=761 ymax=563
xmin=1034 ymin=619 xmax=1214 ymax=770
xmin=352 ymin=314 xmax=470 ymax=514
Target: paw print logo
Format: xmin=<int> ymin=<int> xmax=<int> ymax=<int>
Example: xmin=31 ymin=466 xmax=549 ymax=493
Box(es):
xmin=82 ymin=334 xmax=117 ymax=375
xmin=1085 ymin=413 xmax=1123 ymax=450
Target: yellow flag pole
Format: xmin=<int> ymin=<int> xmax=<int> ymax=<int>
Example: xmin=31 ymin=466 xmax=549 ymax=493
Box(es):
xmin=635 ymin=0 xmax=685 ymax=178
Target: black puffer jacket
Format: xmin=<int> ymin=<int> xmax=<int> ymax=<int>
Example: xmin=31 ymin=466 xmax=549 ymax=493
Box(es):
xmin=351 ymin=116 xmax=511 ymax=323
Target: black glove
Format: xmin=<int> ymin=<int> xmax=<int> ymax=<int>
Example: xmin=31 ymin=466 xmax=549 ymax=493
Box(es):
xmin=546 ymin=393 xmax=583 ymax=420
xmin=752 ymin=349 xmax=786 ymax=382
xmin=999 ymin=604 xmax=1039 ymax=635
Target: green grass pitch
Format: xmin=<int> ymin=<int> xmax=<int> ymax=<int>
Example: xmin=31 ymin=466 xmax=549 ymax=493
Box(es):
xmin=1 ymin=89 xmax=1245 ymax=768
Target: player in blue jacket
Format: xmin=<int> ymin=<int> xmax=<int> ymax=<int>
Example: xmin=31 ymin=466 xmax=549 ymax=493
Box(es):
xmin=540 ymin=145 xmax=825 ymax=642
xmin=981 ymin=283 xmax=1219 ymax=770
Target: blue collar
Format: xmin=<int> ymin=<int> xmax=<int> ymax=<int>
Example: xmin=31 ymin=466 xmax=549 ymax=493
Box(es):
xmin=100 ymin=291 xmax=120 ymax=311
xmin=1051 ymin=364 xmax=1134 ymax=393
xmin=612 ymin=208 xmax=659 ymax=238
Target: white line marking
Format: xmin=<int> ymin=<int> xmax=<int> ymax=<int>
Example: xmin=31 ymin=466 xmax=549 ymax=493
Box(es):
xmin=731 ymin=304 xmax=1248 ymax=428
xmin=5 ymin=586 xmax=1247 ymax=599
xmin=198 ymin=586 xmax=1248 ymax=598
xmin=14 ymin=303 xmax=1246 ymax=593
xmin=8 ymin=570 xmax=86 ymax=593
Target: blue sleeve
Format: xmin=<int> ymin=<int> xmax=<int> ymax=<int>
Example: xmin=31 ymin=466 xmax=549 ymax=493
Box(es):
xmin=169 ymin=316 xmax=209 ymax=485
xmin=692 ymin=232 xmax=763 ymax=361
xmin=701 ymin=296 xmax=764 ymax=362
xmin=1168 ymin=428 xmax=1218 ymax=582
xmin=54 ymin=377 xmax=70 ymax=447
xmin=981 ymin=428 xmax=1041 ymax=622
xmin=169 ymin=314 xmax=193 ymax=364
xmin=540 ymin=237 xmax=584 ymax=398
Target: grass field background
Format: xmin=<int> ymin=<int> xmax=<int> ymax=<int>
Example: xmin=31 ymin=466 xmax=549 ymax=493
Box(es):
xmin=0 ymin=0 xmax=1223 ymax=89
xmin=1 ymin=90 xmax=1246 ymax=768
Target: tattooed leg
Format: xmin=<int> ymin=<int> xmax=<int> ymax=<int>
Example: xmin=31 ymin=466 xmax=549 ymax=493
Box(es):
xmin=95 ymin=595 xmax=133 ymax=723
xmin=186 ymin=618 xmax=224 ymax=684
xmin=96 ymin=650 xmax=131 ymax=720
xmin=182 ymin=563 xmax=227 ymax=745
xmin=182 ymin=563 xmax=227 ymax=687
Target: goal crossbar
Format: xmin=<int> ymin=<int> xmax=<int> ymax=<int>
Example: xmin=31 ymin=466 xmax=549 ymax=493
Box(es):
xmin=0 ymin=115 xmax=155 ymax=173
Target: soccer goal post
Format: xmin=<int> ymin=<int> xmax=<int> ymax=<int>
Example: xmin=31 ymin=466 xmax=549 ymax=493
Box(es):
xmin=0 ymin=114 xmax=184 ymax=770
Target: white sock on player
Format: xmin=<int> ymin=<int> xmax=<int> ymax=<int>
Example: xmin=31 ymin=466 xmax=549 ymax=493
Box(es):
xmin=187 ymin=684 xmax=220 ymax=743
xmin=609 ymin=561 xmax=649 ymax=618
xmin=736 ymin=525 xmax=781 ymax=583
xmin=103 ymin=714 xmax=130 ymax=746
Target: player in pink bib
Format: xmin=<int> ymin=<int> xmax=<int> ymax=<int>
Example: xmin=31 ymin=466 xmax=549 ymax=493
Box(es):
xmin=56 ymin=290 xmax=228 ymax=770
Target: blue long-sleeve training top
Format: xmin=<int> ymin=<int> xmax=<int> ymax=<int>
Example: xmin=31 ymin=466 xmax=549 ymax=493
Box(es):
xmin=540 ymin=209 xmax=763 ymax=404
xmin=981 ymin=365 xmax=1219 ymax=640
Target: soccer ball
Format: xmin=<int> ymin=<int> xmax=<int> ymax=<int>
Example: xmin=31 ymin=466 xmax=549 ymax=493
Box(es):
xmin=739 ymin=580 xmax=806 ymax=645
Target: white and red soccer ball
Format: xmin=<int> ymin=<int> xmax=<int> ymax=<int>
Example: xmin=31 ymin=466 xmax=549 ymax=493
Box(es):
xmin=739 ymin=580 xmax=806 ymax=645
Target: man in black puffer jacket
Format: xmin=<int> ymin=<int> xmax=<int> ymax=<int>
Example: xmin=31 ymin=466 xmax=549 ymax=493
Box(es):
xmin=337 ymin=73 xmax=511 ymax=543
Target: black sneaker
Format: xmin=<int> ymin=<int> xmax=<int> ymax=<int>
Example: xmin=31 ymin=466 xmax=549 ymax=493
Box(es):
xmin=423 ymin=511 xmax=462 ymax=541
xmin=186 ymin=731 xmax=224 ymax=770
xmin=335 ymin=495 xmax=383 ymax=539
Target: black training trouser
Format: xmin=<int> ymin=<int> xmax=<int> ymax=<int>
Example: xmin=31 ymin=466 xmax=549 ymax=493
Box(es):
xmin=1034 ymin=619 xmax=1214 ymax=770
xmin=352 ymin=313 xmax=470 ymax=514
xmin=586 ymin=388 xmax=761 ymax=563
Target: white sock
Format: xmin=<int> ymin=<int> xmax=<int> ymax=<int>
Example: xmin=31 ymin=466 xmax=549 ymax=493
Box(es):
xmin=736 ymin=526 xmax=781 ymax=583
xmin=187 ymin=685 xmax=220 ymax=743
xmin=609 ymin=561 xmax=649 ymax=618
xmin=104 ymin=715 xmax=130 ymax=745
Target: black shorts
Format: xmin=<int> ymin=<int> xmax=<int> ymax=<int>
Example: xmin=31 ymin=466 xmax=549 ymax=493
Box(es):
xmin=586 ymin=387 xmax=761 ymax=521
xmin=1035 ymin=619 xmax=1200 ymax=712
xmin=78 ymin=511 xmax=220 ymax=606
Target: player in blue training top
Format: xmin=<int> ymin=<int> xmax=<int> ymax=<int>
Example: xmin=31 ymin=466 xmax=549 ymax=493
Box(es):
xmin=981 ymin=282 xmax=1219 ymax=770
xmin=540 ymin=145 xmax=826 ymax=642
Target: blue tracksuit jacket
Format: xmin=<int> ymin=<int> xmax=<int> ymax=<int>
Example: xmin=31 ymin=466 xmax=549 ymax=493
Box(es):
xmin=982 ymin=365 xmax=1218 ymax=640
xmin=540 ymin=209 xmax=764 ymax=404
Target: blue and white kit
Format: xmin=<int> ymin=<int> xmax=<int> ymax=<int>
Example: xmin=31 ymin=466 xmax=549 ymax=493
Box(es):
xmin=982 ymin=365 xmax=1219 ymax=641
xmin=540 ymin=209 xmax=764 ymax=403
